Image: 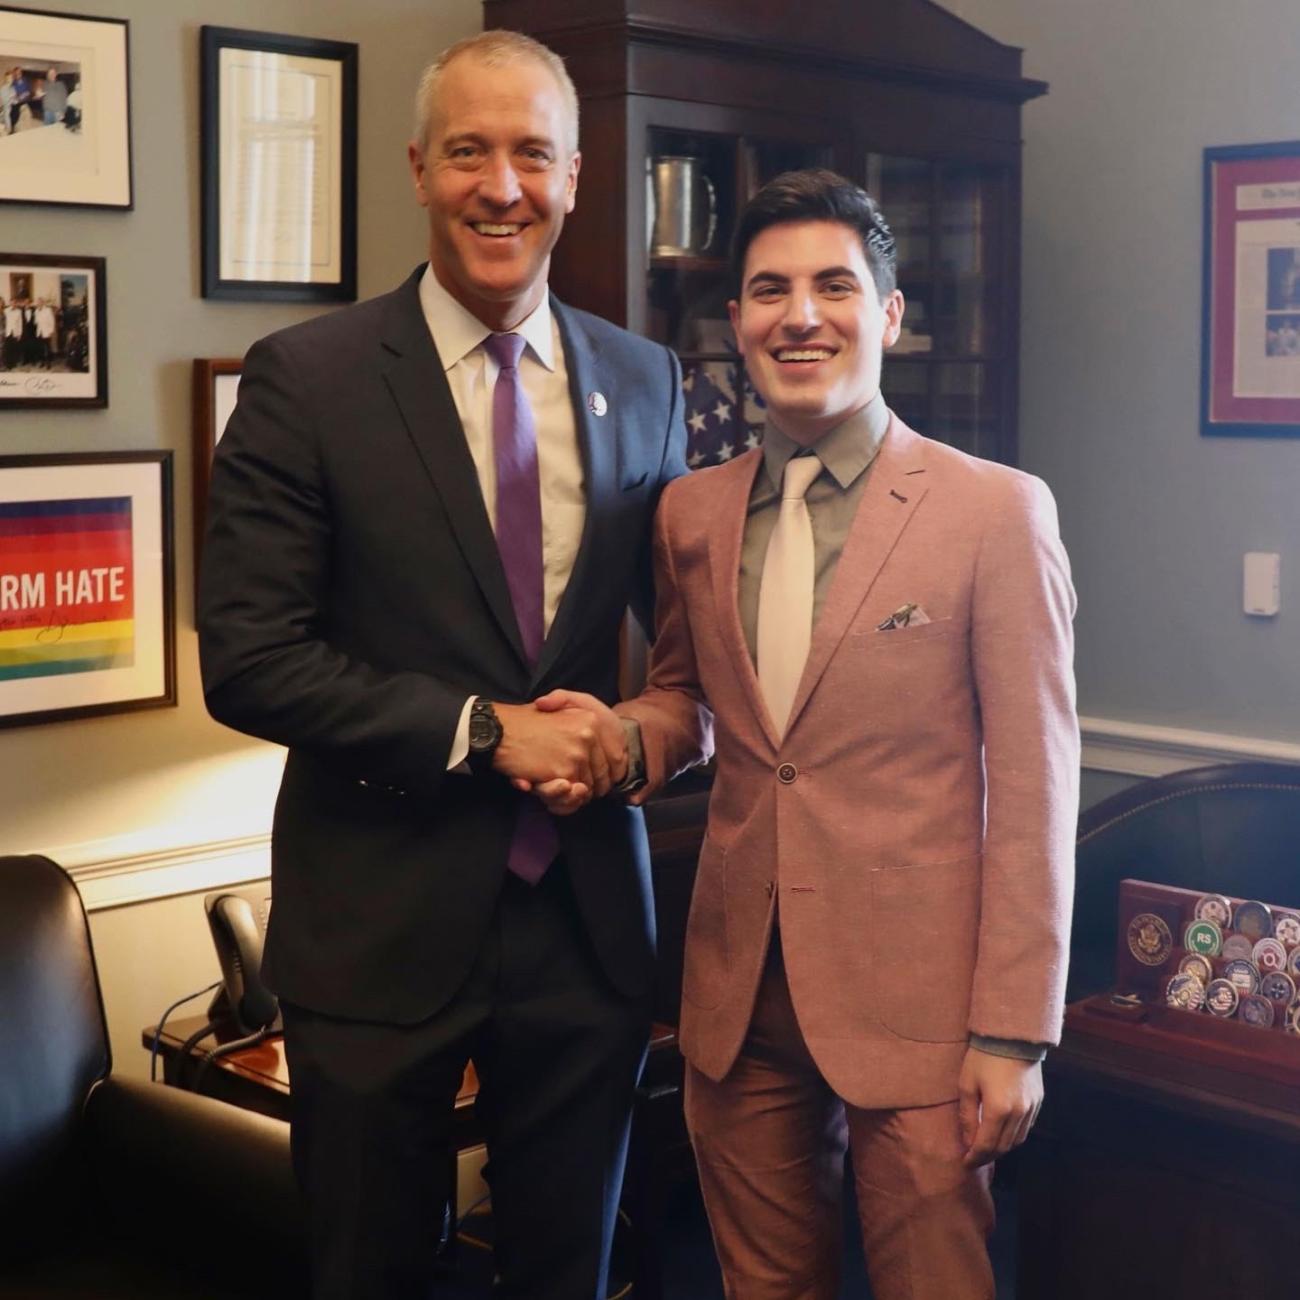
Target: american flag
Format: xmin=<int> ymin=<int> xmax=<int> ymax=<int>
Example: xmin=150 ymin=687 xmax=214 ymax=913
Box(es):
xmin=681 ymin=356 xmax=766 ymax=469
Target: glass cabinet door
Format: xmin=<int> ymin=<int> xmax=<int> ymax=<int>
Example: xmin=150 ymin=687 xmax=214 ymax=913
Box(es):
xmin=642 ymin=141 xmax=1014 ymax=467
xmin=868 ymin=153 xmax=1010 ymax=461
xmin=645 ymin=127 xmax=830 ymax=468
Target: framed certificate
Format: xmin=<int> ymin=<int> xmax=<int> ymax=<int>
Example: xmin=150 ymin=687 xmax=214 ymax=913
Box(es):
xmin=200 ymin=26 xmax=357 ymax=302
xmin=1202 ymin=140 xmax=1300 ymax=437
xmin=0 ymin=451 xmax=175 ymax=728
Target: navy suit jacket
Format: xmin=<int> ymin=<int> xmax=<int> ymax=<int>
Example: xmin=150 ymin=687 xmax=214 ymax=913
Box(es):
xmin=198 ymin=267 xmax=687 ymax=1024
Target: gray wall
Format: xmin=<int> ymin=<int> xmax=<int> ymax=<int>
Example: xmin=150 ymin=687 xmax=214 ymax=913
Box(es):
xmin=944 ymin=0 xmax=1300 ymax=745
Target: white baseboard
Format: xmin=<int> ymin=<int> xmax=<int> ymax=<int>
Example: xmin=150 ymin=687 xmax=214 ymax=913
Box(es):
xmin=1080 ymin=716 xmax=1300 ymax=779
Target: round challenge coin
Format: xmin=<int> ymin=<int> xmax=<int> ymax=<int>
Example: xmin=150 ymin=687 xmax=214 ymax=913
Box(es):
xmin=1260 ymin=971 xmax=1296 ymax=1005
xmin=1253 ymin=937 xmax=1288 ymax=973
xmin=1178 ymin=953 xmax=1214 ymax=986
xmin=1240 ymin=994 xmax=1276 ymax=1028
xmin=1288 ymin=946 xmax=1300 ymax=979
xmin=1223 ymin=934 xmax=1256 ymax=961
xmin=1194 ymin=893 xmax=1233 ymax=929
xmin=1234 ymin=900 xmax=1274 ymax=941
xmin=1129 ymin=913 xmax=1174 ymax=966
xmin=1287 ymin=1000 xmax=1300 ymax=1035
xmin=1274 ymin=912 xmax=1300 ymax=949
xmin=1204 ymin=978 xmax=1239 ymax=1017
xmin=1166 ymin=972 xmax=1206 ymax=1011
xmin=1223 ymin=958 xmax=1261 ymax=994
xmin=1183 ymin=919 xmax=1222 ymax=958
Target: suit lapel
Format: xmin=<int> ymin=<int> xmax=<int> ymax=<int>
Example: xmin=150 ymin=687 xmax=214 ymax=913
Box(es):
xmin=377 ymin=272 xmax=527 ymax=666
xmin=785 ymin=418 xmax=929 ymax=731
xmin=531 ymin=299 xmax=613 ymax=688
xmin=708 ymin=449 xmax=782 ymax=749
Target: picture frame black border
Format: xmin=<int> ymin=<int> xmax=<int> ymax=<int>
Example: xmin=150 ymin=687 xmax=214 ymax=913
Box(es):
xmin=0 ymin=252 xmax=108 ymax=409
xmin=200 ymin=25 xmax=358 ymax=303
xmin=1201 ymin=138 xmax=1300 ymax=440
xmin=0 ymin=450 xmax=176 ymax=730
xmin=191 ymin=356 xmax=241 ymax=589
xmin=0 ymin=4 xmax=134 ymax=210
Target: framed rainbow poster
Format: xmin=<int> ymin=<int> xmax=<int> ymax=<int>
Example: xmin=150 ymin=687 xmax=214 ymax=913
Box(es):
xmin=0 ymin=451 xmax=174 ymax=728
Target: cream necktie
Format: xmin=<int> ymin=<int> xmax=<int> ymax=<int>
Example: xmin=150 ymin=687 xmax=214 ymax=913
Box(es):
xmin=757 ymin=454 xmax=822 ymax=736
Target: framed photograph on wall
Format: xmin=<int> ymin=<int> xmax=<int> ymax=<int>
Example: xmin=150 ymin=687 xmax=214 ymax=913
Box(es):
xmin=1203 ymin=139 xmax=1300 ymax=437
xmin=0 ymin=253 xmax=106 ymax=408
xmin=0 ymin=451 xmax=175 ymax=729
xmin=0 ymin=6 xmax=133 ymax=209
xmin=191 ymin=357 xmax=240 ymax=583
xmin=200 ymin=26 xmax=358 ymax=302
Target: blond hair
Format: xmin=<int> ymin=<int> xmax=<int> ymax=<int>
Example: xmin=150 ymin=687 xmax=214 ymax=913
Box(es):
xmin=413 ymin=30 xmax=579 ymax=155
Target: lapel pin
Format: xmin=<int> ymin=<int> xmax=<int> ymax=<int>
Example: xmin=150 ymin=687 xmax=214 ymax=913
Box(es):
xmin=587 ymin=391 xmax=608 ymax=417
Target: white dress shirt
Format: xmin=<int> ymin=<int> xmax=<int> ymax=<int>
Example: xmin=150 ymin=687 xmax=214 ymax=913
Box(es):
xmin=415 ymin=266 xmax=587 ymax=768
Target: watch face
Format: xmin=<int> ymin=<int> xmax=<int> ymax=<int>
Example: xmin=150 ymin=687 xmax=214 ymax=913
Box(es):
xmin=469 ymin=705 xmax=501 ymax=751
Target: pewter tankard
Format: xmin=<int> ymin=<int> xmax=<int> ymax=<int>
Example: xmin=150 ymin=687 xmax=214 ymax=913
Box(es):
xmin=647 ymin=155 xmax=718 ymax=257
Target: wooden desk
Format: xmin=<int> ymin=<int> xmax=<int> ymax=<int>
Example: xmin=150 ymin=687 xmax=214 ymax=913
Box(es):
xmin=1017 ymin=1000 xmax=1300 ymax=1300
xmin=143 ymin=1013 xmax=479 ymax=1126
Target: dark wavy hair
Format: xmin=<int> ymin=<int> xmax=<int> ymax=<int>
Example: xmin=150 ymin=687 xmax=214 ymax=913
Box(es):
xmin=730 ymin=168 xmax=897 ymax=299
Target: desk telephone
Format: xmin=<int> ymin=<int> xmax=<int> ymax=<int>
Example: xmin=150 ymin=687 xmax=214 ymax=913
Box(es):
xmin=204 ymin=884 xmax=280 ymax=1036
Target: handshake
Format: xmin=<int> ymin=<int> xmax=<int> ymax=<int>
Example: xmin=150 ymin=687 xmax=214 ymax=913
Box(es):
xmin=491 ymin=689 xmax=641 ymax=816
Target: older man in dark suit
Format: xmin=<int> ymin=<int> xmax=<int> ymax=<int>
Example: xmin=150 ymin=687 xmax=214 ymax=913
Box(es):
xmin=198 ymin=30 xmax=697 ymax=1300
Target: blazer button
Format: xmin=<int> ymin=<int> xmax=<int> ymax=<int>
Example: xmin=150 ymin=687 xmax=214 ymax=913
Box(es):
xmin=777 ymin=762 xmax=797 ymax=784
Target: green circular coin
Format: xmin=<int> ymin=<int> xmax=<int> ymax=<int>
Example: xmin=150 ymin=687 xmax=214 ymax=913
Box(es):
xmin=1184 ymin=919 xmax=1223 ymax=957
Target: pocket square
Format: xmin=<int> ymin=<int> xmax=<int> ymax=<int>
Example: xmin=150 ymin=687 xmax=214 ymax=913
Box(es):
xmin=876 ymin=602 xmax=932 ymax=631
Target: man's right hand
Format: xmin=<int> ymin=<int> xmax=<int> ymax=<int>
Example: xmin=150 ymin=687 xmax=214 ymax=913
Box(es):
xmin=491 ymin=701 xmax=613 ymax=797
xmin=500 ymin=691 xmax=632 ymax=816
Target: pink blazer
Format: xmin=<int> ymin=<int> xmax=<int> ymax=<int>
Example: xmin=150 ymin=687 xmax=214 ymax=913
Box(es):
xmin=619 ymin=418 xmax=1079 ymax=1109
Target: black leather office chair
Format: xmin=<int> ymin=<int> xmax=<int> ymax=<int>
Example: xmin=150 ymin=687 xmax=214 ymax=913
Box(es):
xmin=1069 ymin=762 xmax=1300 ymax=1001
xmin=0 ymin=854 xmax=307 ymax=1299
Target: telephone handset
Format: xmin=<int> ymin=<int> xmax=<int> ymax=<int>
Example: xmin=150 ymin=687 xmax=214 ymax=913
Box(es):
xmin=204 ymin=885 xmax=280 ymax=1036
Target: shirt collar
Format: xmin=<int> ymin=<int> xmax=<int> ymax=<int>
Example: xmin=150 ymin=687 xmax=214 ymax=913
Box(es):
xmin=417 ymin=263 xmax=556 ymax=372
xmin=761 ymin=392 xmax=891 ymax=491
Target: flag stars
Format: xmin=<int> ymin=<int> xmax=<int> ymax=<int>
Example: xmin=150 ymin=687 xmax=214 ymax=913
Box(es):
xmin=688 ymin=411 xmax=708 ymax=435
xmin=713 ymin=400 xmax=733 ymax=424
xmin=716 ymin=441 xmax=735 ymax=461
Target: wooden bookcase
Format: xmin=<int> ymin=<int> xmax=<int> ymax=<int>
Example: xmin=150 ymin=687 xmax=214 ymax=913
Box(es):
xmin=484 ymin=0 xmax=1047 ymax=466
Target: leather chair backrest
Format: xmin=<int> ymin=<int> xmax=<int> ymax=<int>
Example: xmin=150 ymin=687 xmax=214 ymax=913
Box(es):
xmin=0 ymin=855 xmax=110 ymax=1223
xmin=1070 ymin=763 xmax=1300 ymax=999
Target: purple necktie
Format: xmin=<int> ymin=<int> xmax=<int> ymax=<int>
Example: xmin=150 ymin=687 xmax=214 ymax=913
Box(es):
xmin=484 ymin=332 xmax=558 ymax=884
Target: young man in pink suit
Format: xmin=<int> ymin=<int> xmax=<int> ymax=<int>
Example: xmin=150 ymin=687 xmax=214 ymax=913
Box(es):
xmin=552 ymin=169 xmax=1079 ymax=1298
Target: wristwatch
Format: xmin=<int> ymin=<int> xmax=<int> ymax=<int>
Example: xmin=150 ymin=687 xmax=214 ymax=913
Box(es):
xmin=467 ymin=697 xmax=503 ymax=775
